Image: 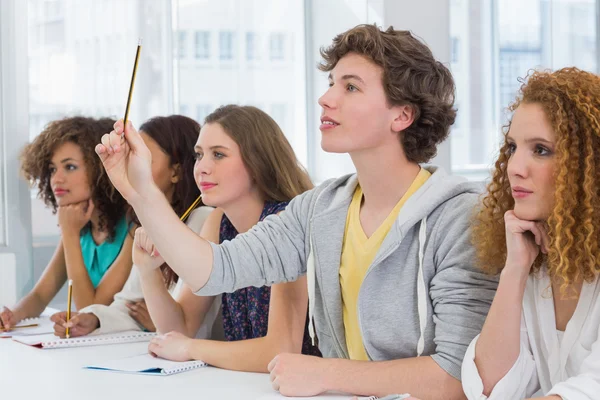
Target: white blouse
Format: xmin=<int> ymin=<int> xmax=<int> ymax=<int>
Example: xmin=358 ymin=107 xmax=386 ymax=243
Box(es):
xmin=462 ymin=268 xmax=600 ymax=399
xmin=80 ymin=206 xmax=222 ymax=340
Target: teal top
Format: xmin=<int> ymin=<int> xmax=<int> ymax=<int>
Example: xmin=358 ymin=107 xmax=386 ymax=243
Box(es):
xmin=80 ymin=216 xmax=129 ymax=288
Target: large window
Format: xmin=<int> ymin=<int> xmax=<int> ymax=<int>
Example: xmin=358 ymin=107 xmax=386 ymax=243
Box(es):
xmin=2 ymin=0 xmax=33 ymax=304
xmin=23 ymin=0 xmax=600 ymax=232
xmin=246 ymin=32 xmax=259 ymax=61
xmin=269 ymin=32 xmax=285 ymax=61
xmin=10 ymin=0 xmax=600 ymax=305
xmin=450 ymin=0 xmax=597 ymax=180
xmin=28 ymin=0 xmax=173 ymax=239
xmin=195 ymin=31 xmax=210 ymax=60
xmin=0 ymin=51 xmax=4 ymax=247
xmin=196 ymin=104 xmax=213 ymax=123
xmin=178 ymin=31 xmax=188 ymax=59
xmin=306 ymin=0 xmax=383 ymax=183
xmin=219 ymin=31 xmax=235 ymax=61
xmin=174 ymin=0 xmax=307 ymax=163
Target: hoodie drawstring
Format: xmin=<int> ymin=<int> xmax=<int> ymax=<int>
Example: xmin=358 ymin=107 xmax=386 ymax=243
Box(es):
xmin=416 ymin=217 xmax=428 ymax=356
xmin=307 ymin=235 xmax=317 ymax=346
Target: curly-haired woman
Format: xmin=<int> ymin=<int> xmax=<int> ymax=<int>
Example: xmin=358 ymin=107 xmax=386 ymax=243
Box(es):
xmin=0 ymin=116 xmax=133 ymax=329
xmin=462 ymin=68 xmax=600 ymax=399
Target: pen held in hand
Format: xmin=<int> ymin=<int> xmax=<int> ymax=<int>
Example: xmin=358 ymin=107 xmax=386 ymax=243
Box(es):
xmin=65 ymin=279 xmax=73 ymax=338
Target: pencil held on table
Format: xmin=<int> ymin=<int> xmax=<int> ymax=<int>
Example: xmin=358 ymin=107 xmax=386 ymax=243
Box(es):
xmin=0 ymin=323 xmax=39 ymax=332
xmin=123 ymin=38 xmax=142 ymax=130
xmin=65 ymin=279 xmax=73 ymax=338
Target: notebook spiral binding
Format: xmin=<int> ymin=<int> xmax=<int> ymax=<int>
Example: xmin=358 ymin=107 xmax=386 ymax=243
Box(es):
xmin=165 ymin=361 xmax=206 ymax=375
xmin=45 ymin=332 xmax=155 ymax=348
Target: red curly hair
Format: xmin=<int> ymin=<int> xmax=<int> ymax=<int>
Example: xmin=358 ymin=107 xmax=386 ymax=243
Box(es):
xmin=473 ymin=68 xmax=600 ymax=291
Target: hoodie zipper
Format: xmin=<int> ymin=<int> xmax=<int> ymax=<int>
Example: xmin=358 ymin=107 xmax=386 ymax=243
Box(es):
xmin=357 ymin=238 xmax=401 ymax=361
xmin=311 ymin=232 xmax=349 ymax=359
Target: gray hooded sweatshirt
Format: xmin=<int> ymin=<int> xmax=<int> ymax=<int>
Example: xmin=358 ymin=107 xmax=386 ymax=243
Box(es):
xmin=196 ymin=166 xmax=498 ymax=380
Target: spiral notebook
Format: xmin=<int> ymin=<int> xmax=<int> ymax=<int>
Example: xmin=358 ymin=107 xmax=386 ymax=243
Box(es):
xmin=85 ymin=353 xmax=207 ymax=376
xmin=12 ymin=330 xmax=155 ymax=349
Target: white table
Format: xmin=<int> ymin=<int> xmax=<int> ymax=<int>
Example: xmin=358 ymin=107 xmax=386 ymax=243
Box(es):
xmin=0 ymin=338 xmax=352 ymax=399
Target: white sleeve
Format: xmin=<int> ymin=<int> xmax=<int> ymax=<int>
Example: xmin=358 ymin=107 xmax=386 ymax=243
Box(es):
xmin=184 ymin=206 xmax=213 ymax=233
xmin=185 ymin=279 xmax=222 ymax=340
xmin=79 ymin=266 xmax=145 ymax=335
xmin=173 ymin=206 xmax=222 ymax=339
xmin=81 ymin=207 xmax=215 ymax=335
xmin=461 ymin=313 xmax=540 ymax=399
xmin=546 ymin=327 xmax=600 ymax=400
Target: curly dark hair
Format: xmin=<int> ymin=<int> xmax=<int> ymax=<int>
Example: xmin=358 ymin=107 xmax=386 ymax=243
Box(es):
xmin=318 ymin=24 xmax=456 ymax=163
xmin=21 ymin=116 xmax=127 ymax=241
xmin=473 ymin=67 xmax=600 ymax=292
xmin=133 ymin=115 xmax=203 ymax=288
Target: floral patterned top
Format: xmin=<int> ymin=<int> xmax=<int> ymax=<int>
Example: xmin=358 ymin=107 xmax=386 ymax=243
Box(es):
xmin=220 ymin=201 xmax=321 ymax=357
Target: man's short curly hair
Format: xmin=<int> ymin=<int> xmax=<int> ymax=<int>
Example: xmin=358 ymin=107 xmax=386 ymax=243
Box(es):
xmin=21 ymin=116 xmax=127 ymax=240
xmin=319 ymin=24 xmax=456 ymax=163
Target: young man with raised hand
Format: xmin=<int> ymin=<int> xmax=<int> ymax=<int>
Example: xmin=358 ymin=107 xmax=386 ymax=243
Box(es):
xmin=96 ymin=25 xmax=497 ymax=399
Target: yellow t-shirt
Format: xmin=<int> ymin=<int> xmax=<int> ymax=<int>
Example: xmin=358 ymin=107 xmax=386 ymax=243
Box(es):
xmin=339 ymin=168 xmax=431 ymax=360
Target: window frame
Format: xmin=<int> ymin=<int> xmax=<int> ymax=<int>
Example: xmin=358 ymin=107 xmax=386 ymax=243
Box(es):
xmin=0 ymin=0 xmax=34 ymax=304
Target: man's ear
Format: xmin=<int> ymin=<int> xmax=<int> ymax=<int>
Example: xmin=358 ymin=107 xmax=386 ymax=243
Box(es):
xmin=391 ymin=105 xmax=415 ymax=133
xmin=171 ymin=163 xmax=181 ymax=184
